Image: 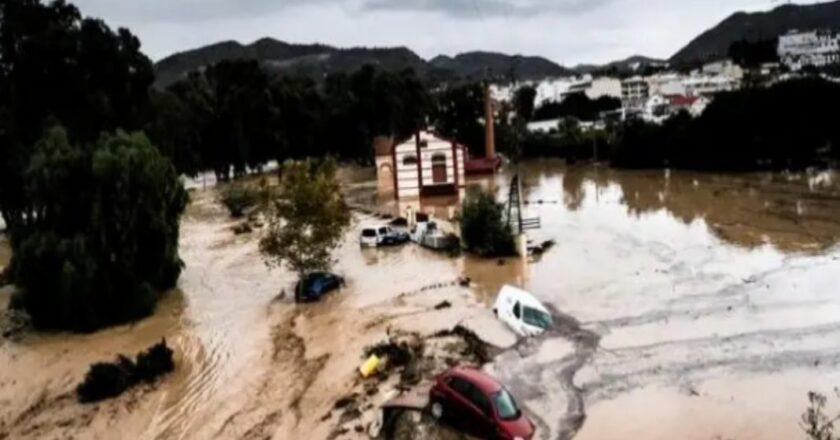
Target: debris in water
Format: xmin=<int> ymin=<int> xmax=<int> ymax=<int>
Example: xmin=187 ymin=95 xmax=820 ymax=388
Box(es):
xmin=334 ymin=395 xmax=357 ymax=410
xmin=434 ymin=301 xmax=452 ymax=310
xmin=432 ymin=325 xmax=492 ymax=364
xmin=232 ymin=222 xmax=253 ymax=235
xmin=359 ymin=355 xmax=383 ymax=378
xmin=76 ymin=339 xmax=175 ymax=403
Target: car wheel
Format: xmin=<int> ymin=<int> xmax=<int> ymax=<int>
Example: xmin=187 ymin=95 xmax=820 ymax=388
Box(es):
xmin=430 ymin=400 xmax=444 ymax=420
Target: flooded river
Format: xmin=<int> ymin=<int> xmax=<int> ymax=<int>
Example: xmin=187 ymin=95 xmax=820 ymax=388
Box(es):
xmin=1 ymin=161 xmax=840 ymax=440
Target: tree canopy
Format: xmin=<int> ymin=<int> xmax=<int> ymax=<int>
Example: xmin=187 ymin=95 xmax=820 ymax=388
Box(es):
xmin=14 ymin=128 xmax=187 ymax=331
xmin=259 ymin=159 xmax=352 ymax=276
xmin=0 ymin=0 xmax=154 ymax=233
xmin=459 ymin=189 xmax=516 ymax=258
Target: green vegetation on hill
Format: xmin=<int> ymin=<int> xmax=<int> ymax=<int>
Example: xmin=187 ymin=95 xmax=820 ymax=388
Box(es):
xmin=671 ymin=0 xmax=840 ymax=64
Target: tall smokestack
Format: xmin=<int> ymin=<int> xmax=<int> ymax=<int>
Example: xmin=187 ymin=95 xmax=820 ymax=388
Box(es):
xmin=484 ymin=83 xmax=496 ymax=160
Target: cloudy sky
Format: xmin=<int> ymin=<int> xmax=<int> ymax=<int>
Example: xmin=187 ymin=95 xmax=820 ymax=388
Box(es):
xmin=71 ymin=0 xmax=801 ymax=65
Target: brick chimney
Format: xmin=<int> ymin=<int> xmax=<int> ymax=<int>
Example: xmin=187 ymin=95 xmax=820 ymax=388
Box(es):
xmin=484 ymin=83 xmax=496 ymax=160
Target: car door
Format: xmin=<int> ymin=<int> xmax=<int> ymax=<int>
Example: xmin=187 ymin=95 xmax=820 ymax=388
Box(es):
xmin=445 ymin=377 xmax=483 ymax=432
xmin=465 ymin=385 xmax=496 ymax=438
xmin=448 ymin=378 xmax=492 ymax=436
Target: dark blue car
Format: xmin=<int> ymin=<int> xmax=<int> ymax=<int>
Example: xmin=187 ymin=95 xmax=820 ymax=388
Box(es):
xmin=295 ymin=272 xmax=345 ymax=303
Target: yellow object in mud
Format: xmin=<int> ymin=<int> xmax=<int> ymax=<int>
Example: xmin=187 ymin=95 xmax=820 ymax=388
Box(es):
xmin=359 ymin=355 xmax=383 ymax=378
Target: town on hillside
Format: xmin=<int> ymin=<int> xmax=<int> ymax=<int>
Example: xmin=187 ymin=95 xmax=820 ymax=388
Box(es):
xmin=493 ymin=29 xmax=840 ymax=130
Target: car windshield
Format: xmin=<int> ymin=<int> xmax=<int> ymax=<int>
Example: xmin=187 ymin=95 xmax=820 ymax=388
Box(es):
xmin=379 ymin=227 xmax=388 ymax=234
xmin=362 ymin=229 xmax=377 ymax=237
xmin=522 ymin=306 xmax=552 ymax=330
xmin=493 ymin=389 xmax=521 ymax=420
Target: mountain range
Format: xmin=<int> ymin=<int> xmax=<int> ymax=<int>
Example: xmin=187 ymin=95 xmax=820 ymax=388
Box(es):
xmin=670 ymin=0 xmax=840 ymax=64
xmin=154 ymin=39 xmax=575 ymax=87
xmin=153 ymin=0 xmax=840 ymax=86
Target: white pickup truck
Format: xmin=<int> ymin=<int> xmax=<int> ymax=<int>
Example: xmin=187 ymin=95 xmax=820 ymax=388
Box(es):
xmin=493 ymin=285 xmax=553 ymax=337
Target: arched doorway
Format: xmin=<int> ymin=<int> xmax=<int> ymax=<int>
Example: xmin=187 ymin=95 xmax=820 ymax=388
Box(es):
xmin=431 ymin=154 xmax=447 ymax=184
xmin=377 ymin=162 xmax=395 ymax=195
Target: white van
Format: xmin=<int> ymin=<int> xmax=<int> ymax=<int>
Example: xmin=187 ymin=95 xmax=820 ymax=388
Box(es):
xmin=360 ymin=225 xmax=410 ymax=248
xmin=360 ymin=227 xmax=381 ymax=247
xmin=493 ymin=285 xmax=553 ymax=337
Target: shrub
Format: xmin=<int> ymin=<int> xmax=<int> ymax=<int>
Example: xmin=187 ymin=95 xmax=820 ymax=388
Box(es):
xmin=220 ymin=184 xmax=260 ymax=218
xmin=459 ymin=189 xmax=516 ymax=258
xmin=12 ymin=128 xmax=187 ymax=332
xmin=76 ymin=339 xmax=174 ymax=403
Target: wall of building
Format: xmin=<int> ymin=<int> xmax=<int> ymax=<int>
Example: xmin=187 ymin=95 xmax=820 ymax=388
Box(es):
xmin=778 ymin=30 xmax=840 ymax=71
xmin=586 ymin=78 xmax=622 ymax=100
xmin=392 ymin=132 xmax=465 ymax=199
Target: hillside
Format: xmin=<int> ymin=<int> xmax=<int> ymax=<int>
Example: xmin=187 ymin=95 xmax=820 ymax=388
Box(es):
xmin=154 ymin=38 xmax=578 ymax=87
xmin=154 ymin=38 xmax=429 ymax=86
xmin=671 ymin=0 xmax=840 ymax=64
xmin=430 ymin=51 xmax=573 ymax=80
xmin=573 ymin=55 xmax=667 ymax=75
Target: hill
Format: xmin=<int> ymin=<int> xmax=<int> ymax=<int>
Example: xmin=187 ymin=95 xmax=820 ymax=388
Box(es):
xmin=154 ymin=38 xmax=429 ymax=87
xmin=429 ymin=51 xmax=574 ymax=80
xmin=154 ymin=39 xmax=576 ymax=87
xmin=670 ymin=0 xmax=840 ymax=64
xmin=573 ymin=55 xmax=667 ymax=75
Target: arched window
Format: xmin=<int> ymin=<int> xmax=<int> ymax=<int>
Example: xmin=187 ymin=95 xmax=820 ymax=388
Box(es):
xmin=402 ymin=155 xmax=418 ymax=166
xmin=431 ymin=153 xmax=447 ymax=164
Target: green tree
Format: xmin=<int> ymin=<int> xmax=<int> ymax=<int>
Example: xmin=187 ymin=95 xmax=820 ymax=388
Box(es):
xmin=513 ymin=85 xmax=537 ymax=123
xmin=259 ymin=159 xmax=351 ymax=276
xmin=13 ymin=127 xmax=187 ymax=331
xmin=459 ymin=189 xmax=516 ymax=258
xmin=0 ymin=0 xmax=154 ymax=234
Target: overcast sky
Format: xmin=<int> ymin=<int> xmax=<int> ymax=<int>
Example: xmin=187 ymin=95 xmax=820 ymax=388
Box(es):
xmin=71 ymin=0 xmax=802 ymax=65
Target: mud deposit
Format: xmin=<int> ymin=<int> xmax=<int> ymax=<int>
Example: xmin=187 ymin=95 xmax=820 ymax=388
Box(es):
xmin=2 ymin=162 xmax=840 ymax=440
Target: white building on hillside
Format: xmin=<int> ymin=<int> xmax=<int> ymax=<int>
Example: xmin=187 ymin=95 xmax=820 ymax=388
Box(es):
xmin=682 ymin=74 xmax=740 ymax=97
xmin=647 ymin=73 xmax=687 ymax=97
xmin=561 ymin=77 xmax=622 ymax=100
xmin=621 ymin=76 xmax=650 ymax=110
xmin=778 ymin=30 xmax=840 ymax=71
xmin=701 ymin=59 xmax=744 ymax=80
xmin=491 ymin=78 xmax=577 ymax=106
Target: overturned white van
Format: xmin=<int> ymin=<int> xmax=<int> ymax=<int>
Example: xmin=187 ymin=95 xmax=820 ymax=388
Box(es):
xmin=493 ymin=285 xmax=553 ymax=337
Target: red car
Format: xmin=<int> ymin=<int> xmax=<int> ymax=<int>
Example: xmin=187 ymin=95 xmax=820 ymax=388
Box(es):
xmin=429 ymin=367 xmax=535 ymax=440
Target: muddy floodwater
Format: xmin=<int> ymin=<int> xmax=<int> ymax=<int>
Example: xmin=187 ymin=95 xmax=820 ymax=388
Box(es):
xmin=2 ymin=160 xmax=840 ymax=440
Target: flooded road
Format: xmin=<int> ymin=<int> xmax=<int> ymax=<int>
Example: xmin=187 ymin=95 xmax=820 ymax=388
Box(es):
xmin=2 ymin=161 xmax=840 ymax=440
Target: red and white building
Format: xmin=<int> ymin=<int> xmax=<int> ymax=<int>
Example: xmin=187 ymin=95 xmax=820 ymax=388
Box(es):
xmin=375 ymin=131 xmax=467 ymax=200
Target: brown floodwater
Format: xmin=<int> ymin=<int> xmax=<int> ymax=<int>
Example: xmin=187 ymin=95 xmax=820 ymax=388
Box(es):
xmin=2 ymin=161 xmax=840 ymax=440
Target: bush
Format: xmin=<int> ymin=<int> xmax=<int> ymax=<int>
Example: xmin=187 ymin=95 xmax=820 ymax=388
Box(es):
xmin=12 ymin=128 xmax=187 ymax=332
xmin=76 ymin=339 xmax=174 ymax=403
xmin=220 ymin=184 xmax=260 ymax=218
xmin=459 ymin=189 xmax=516 ymax=258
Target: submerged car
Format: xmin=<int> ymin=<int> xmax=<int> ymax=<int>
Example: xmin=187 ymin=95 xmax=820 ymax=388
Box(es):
xmin=493 ymin=285 xmax=553 ymax=337
xmin=294 ymin=272 xmax=345 ymax=303
xmin=429 ymin=367 xmax=535 ymax=440
xmin=360 ymin=225 xmax=410 ymax=247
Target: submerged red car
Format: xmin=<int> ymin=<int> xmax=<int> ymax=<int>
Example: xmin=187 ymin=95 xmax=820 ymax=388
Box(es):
xmin=429 ymin=367 xmax=535 ymax=440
